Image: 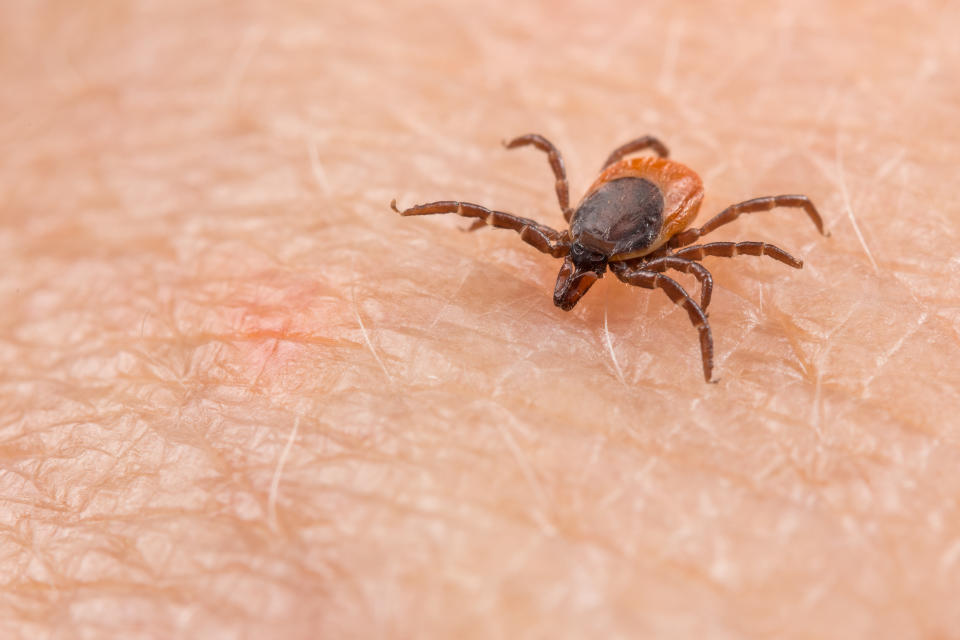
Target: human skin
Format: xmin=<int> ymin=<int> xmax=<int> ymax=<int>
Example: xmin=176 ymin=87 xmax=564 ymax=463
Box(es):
xmin=2 ymin=1 xmax=960 ymax=638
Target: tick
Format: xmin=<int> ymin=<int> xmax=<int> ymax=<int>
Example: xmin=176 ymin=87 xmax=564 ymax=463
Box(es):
xmin=391 ymin=134 xmax=827 ymax=382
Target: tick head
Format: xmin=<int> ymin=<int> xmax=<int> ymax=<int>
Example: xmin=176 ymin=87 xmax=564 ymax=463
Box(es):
xmin=553 ymin=243 xmax=607 ymax=311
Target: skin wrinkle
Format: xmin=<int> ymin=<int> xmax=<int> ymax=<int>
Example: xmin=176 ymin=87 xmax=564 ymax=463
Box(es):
xmin=2 ymin=1 xmax=960 ymax=638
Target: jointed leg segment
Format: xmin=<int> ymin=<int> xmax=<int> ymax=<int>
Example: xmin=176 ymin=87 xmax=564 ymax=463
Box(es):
xmin=673 ymin=241 xmax=803 ymax=269
xmin=601 ymin=135 xmax=670 ymax=170
xmin=611 ymin=263 xmax=715 ymax=382
xmin=631 ymin=256 xmax=714 ymax=310
xmin=503 ymin=134 xmax=572 ymax=221
xmin=670 ymin=194 xmax=826 ymax=248
xmin=390 ymin=199 xmax=570 ymax=257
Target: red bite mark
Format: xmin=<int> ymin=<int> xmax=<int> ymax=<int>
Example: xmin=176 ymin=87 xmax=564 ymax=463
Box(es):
xmin=204 ymin=270 xmax=351 ymax=387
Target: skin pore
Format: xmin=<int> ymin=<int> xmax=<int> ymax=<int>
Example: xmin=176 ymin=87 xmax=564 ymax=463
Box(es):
xmin=3 ymin=1 xmax=960 ymax=638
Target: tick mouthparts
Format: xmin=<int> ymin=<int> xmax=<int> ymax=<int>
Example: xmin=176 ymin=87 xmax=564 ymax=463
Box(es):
xmin=553 ymin=261 xmax=600 ymax=311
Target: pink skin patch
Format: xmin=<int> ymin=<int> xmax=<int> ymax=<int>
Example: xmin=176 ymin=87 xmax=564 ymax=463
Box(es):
xmin=199 ymin=270 xmax=348 ymax=389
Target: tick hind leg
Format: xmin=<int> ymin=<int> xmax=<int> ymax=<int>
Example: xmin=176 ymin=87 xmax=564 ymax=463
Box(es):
xmin=391 ymin=199 xmax=570 ymax=258
xmin=610 ymin=262 xmax=715 ymax=383
xmin=601 ymin=135 xmax=670 ymax=170
xmin=670 ymin=195 xmax=827 ymax=248
xmin=503 ymin=134 xmax=572 ymax=221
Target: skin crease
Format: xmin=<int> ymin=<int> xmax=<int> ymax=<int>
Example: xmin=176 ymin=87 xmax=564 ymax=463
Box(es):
xmin=2 ymin=1 xmax=960 ymax=638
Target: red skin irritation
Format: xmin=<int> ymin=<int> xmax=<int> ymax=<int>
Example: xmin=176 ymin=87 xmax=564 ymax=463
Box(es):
xmin=206 ymin=272 xmax=348 ymax=387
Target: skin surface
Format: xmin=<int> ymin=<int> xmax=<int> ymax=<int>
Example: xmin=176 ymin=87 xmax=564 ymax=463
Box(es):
xmin=2 ymin=1 xmax=960 ymax=638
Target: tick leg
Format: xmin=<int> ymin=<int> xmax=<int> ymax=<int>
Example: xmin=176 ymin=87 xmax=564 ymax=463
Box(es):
xmin=391 ymin=199 xmax=570 ymax=257
xmin=673 ymin=241 xmax=804 ymax=269
xmin=633 ymin=256 xmax=714 ymax=310
xmin=670 ymin=194 xmax=827 ymax=248
xmin=601 ymin=135 xmax=670 ymax=170
xmin=610 ymin=263 xmax=715 ymax=383
xmin=503 ymin=134 xmax=572 ymax=222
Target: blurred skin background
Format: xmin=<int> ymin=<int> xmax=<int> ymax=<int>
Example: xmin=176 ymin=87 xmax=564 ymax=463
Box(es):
xmin=2 ymin=1 xmax=960 ymax=638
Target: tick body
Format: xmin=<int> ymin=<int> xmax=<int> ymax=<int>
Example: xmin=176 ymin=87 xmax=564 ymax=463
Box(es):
xmin=391 ymin=134 xmax=827 ymax=382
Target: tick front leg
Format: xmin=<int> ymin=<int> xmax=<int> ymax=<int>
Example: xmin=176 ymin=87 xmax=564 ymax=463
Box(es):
xmin=391 ymin=199 xmax=570 ymax=258
xmin=503 ymin=134 xmax=573 ymax=222
xmin=635 ymin=256 xmax=714 ymax=310
xmin=611 ymin=263 xmax=715 ymax=383
xmin=670 ymin=194 xmax=827 ymax=248
xmin=673 ymin=241 xmax=804 ymax=269
xmin=601 ymin=135 xmax=669 ymax=170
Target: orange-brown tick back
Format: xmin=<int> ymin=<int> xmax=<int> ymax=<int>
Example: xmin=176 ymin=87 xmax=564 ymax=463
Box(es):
xmin=391 ymin=134 xmax=827 ymax=382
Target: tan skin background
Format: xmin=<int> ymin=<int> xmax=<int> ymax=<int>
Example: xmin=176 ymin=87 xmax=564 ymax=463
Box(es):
xmin=2 ymin=1 xmax=960 ymax=638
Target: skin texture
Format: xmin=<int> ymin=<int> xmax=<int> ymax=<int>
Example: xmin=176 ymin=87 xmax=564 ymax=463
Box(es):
xmin=2 ymin=1 xmax=960 ymax=638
